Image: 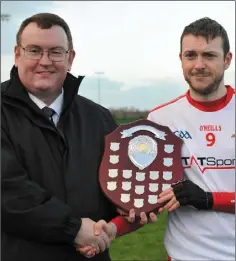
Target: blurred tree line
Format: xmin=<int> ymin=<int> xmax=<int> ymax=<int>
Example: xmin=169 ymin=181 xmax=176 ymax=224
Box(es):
xmin=110 ymin=107 xmax=149 ymax=123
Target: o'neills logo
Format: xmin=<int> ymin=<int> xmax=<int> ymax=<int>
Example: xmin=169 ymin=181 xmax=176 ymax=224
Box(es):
xmin=199 ymin=125 xmax=222 ymax=132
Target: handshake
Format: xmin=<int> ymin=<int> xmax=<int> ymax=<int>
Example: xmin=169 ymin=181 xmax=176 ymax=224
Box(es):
xmin=74 ymin=217 xmax=116 ymax=258
xmin=73 ymin=180 xmax=213 ymax=258
xmin=73 ymin=209 xmax=158 ymax=258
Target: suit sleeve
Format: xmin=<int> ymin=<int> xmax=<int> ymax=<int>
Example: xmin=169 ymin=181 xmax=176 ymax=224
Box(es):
xmin=1 ymin=124 xmax=81 ymax=245
xmin=98 ymin=107 xmax=120 ymax=220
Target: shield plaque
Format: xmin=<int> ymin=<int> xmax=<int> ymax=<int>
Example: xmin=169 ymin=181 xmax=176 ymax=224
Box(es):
xmin=99 ymin=119 xmax=183 ymax=216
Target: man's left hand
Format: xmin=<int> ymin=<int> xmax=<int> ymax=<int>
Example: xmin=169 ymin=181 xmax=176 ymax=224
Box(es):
xmin=157 ymin=180 xmax=213 ymax=211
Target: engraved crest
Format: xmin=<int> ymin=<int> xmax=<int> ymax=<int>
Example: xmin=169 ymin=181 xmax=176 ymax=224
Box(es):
xmin=149 ymin=183 xmax=159 ymax=192
xmin=122 ymin=181 xmax=132 ymax=191
xmin=163 ymin=158 xmax=173 ymax=167
xmin=134 ymin=199 xmax=144 ymax=208
xmin=110 ymin=142 xmax=120 ymax=151
xmin=121 ymin=194 xmax=130 ymax=203
xmin=135 ymin=185 xmax=145 ymax=195
xmin=109 ymin=155 xmax=119 ymax=164
xmin=162 ymin=184 xmax=171 ymax=191
xmin=136 ymin=172 xmax=146 ymax=181
xmin=148 ymin=195 xmax=158 ymax=204
xmin=122 ymin=170 xmax=132 ymax=179
xmin=164 ymin=144 xmax=174 ymax=153
xmin=107 ymin=181 xmax=117 ymax=191
xmin=108 ymin=169 xmax=118 ymax=178
xmin=149 ymin=171 xmax=159 ymax=180
xmin=163 ymin=171 xmax=172 ymax=181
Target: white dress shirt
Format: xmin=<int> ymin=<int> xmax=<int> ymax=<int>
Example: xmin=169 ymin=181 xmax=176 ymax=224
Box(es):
xmin=28 ymin=89 xmax=64 ymax=126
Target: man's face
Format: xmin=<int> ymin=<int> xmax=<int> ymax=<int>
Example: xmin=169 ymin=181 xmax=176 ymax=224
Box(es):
xmin=15 ymin=23 xmax=75 ymax=96
xmin=180 ymin=35 xmax=232 ymax=95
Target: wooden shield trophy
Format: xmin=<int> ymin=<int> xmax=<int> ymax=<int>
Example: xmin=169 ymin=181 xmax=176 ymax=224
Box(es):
xmin=99 ymin=119 xmax=184 ymax=215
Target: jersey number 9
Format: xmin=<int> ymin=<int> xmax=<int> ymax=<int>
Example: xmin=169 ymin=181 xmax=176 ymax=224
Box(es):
xmin=206 ymin=132 xmax=215 ymax=146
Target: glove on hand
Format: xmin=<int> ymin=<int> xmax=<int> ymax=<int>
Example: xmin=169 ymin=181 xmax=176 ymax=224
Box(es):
xmin=171 ymin=180 xmax=213 ymax=210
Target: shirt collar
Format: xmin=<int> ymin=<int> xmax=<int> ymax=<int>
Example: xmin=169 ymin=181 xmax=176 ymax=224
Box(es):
xmin=28 ymin=88 xmax=64 ymax=116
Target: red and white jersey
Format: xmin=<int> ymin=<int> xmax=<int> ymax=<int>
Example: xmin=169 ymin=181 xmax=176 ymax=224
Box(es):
xmin=147 ymin=85 xmax=235 ymax=260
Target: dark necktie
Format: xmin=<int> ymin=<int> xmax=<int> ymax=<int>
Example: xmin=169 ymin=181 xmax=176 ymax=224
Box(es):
xmin=42 ymin=107 xmax=55 ymax=124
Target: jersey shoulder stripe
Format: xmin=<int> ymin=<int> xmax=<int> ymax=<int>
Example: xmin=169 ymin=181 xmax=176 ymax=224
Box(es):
xmin=148 ymin=94 xmax=186 ymax=114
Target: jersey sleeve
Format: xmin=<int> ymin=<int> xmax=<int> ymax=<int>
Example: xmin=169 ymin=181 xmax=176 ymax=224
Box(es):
xmin=109 ymin=216 xmax=143 ymax=237
xmin=212 ymin=192 xmax=235 ymax=213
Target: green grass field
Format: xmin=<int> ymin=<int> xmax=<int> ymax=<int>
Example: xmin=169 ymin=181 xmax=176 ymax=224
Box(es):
xmin=110 ymin=118 xmax=168 ymax=260
xmin=110 ymin=212 xmax=168 ymax=260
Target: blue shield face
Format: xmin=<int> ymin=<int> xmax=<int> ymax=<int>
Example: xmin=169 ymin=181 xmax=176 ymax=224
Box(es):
xmin=128 ymin=135 xmax=158 ymax=170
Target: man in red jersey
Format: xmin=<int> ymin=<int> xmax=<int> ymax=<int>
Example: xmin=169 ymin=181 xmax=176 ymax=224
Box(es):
xmin=147 ymin=17 xmax=235 ymax=260
xmin=79 ymin=17 xmax=235 ymax=260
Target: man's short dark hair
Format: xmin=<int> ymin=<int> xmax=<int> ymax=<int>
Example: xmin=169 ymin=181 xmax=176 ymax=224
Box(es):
xmin=180 ymin=17 xmax=230 ymax=57
xmin=16 ymin=13 xmax=73 ymax=50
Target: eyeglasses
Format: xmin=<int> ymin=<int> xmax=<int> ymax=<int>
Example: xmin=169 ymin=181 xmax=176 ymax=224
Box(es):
xmin=19 ymin=45 xmax=71 ymax=62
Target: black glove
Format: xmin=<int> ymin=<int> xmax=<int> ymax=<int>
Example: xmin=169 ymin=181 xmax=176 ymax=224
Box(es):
xmin=171 ymin=180 xmax=213 ymax=210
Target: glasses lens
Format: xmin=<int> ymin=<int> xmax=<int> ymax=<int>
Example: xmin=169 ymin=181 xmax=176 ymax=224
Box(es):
xmin=49 ymin=50 xmax=65 ymax=61
xmin=25 ymin=46 xmax=42 ymax=60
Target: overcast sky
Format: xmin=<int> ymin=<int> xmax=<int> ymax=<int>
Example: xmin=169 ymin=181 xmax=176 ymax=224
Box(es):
xmin=1 ymin=1 xmax=235 ymax=109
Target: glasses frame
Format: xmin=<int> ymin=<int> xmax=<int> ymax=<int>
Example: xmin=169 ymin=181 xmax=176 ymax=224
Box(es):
xmin=18 ymin=44 xmax=71 ymax=62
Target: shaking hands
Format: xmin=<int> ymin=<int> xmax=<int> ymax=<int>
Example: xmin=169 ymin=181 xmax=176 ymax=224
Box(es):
xmin=76 ymin=208 xmax=158 ymax=258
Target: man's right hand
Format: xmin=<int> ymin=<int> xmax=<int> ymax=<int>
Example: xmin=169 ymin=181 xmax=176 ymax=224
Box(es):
xmin=74 ymin=218 xmax=111 ymax=254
